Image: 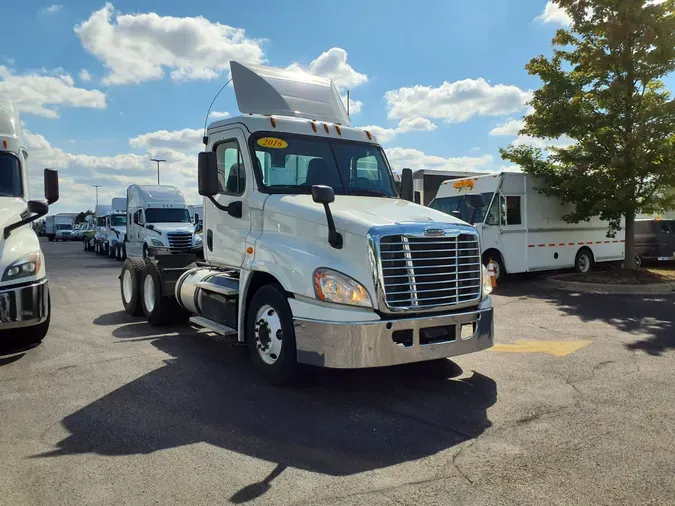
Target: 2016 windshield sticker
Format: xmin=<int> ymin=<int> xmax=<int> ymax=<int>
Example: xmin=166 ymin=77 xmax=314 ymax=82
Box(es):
xmin=257 ymin=137 xmax=288 ymax=149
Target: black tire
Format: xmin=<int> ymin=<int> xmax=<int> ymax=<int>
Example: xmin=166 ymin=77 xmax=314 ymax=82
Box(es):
xmin=142 ymin=243 xmax=149 ymax=259
xmin=83 ymin=239 xmax=88 ymax=251
xmin=575 ymin=247 xmax=594 ymax=274
xmin=140 ymin=263 xmax=188 ymax=326
xmin=121 ymin=244 xmax=127 ymax=261
xmin=108 ymin=243 xmax=116 ymax=259
xmin=115 ymin=245 xmax=122 ymax=261
xmin=120 ymin=258 xmax=145 ymax=316
xmin=482 ymin=252 xmax=505 ymax=284
xmin=48 ymin=236 xmax=54 ymax=242
xmin=246 ymin=284 xmax=301 ymax=385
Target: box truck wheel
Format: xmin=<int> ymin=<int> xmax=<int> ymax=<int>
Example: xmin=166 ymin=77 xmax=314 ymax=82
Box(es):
xmin=482 ymin=252 xmax=505 ymax=284
xmin=120 ymin=258 xmax=145 ymax=316
xmin=246 ymin=284 xmax=301 ymax=385
xmin=140 ymin=263 xmax=188 ymax=326
xmin=575 ymin=248 xmax=594 ymax=274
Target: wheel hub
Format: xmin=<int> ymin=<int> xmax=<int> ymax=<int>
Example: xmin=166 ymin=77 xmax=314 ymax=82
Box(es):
xmin=254 ymin=305 xmax=283 ymax=365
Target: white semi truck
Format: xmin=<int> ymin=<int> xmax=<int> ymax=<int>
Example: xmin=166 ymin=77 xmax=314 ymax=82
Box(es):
xmin=119 ymin=61 xmax=495 ymax=384
xmin=125 ymin=185 xmax=196 ymax=259
xmin=0 ymin=100 xmax=59 ymax=345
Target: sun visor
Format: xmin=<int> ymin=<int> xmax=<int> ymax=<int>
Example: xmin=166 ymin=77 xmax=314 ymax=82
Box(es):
xmin=230 ymin=61 xmax=351 ymax=126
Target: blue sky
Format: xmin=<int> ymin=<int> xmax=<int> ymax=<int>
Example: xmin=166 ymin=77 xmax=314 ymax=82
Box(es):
xmin=1 ymin=0 xmax=670 ymax=212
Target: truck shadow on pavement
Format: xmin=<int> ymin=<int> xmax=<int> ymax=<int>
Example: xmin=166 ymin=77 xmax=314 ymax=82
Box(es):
xmin=497 ymin=282 xmax=675 ymax=356
xmin=34 ymin=317 xmax=497 ymax=503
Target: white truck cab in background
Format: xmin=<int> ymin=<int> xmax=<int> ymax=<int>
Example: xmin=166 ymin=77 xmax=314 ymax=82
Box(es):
xmin=104 ymin=207 xmax=127 ymax=260
xmin=431 ymin=171 xmax=625 ymax=282
xmin=125 ymin=185 xmax=196 ymax=259
xmin=119 ymin=61 xmax=495 ymax=384
xmin=0 ymin=100 xmax=59 ymax=345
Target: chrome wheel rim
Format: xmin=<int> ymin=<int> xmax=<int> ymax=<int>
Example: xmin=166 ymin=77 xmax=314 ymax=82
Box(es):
xmin=254 ymin=304 xmax=283 ymax=365
xmin=143 ymin=274 xmax=155 ymax=313
xmin=122 ymin=270 xmax=133 ymax=304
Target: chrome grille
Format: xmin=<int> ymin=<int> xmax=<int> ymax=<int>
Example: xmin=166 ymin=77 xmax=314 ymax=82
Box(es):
xmin=167 ymin=232 xmax=193 ymax=250
xmin=378 ymin=232 xmax=482 ymax=310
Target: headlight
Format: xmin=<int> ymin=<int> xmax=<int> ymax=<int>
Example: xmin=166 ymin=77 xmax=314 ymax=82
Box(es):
xmin=2 ymin=252 xmax=42 ymax=282
xmin=481 ymin=264 xmax=493 ymax=298
xmin=194 ymin=234 xmax=203 ymax=244
xmin=151 ymin=239 xmax=164 ymax=246
xmin=313 ymin=268 xmax=372 ymax=307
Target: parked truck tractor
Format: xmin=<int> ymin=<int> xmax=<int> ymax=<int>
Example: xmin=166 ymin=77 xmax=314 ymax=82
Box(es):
xmin=0 ymin=100 xmax=59 ymax=346
xmin=119 ymin=61 xmax=495 ymax=384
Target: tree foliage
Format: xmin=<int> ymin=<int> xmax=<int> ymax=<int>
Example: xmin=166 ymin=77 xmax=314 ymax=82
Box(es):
xmin=500 ymin=0 xmax=675 ymax=268
xmin=75 ymin=210 xmax=94 ymax=224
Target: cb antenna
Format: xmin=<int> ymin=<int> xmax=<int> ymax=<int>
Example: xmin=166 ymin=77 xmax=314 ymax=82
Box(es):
xmin=202 ymin=77 xmax=233 ymax=146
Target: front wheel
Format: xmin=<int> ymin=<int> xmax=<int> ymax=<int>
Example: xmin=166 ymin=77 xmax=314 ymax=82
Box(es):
xmin=246 ymin=284 xmax=301 ymax=385
xmin=482 ymin=253 xmax=505 ymax=284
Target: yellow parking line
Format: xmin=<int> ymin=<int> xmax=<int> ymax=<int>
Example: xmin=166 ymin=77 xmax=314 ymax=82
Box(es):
xmin=490 ymin=340 xmax=592 ymax=357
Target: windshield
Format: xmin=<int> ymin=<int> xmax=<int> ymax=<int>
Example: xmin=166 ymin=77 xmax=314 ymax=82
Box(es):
xmin=56 ymin=224 xmax=72 ymax=230
xmin=111 ymin=214 xmax=127 ymax=227
xmin=145 ymin=208 xmax=191 ymax=223
xmin=0 ymin=153 xmax=23 ymax=198
xmin=250 ymin=133 xmax=398 ymax=197
xmin=430 ymin=192 xmax=494 ymax=223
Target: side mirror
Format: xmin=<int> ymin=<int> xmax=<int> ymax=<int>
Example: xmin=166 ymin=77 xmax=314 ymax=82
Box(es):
xmin=311 ymin=185 xmax=342 ymax=249
xmin=466 ymin=193 xmax=486 ymax=209
xmin=451 ymin=210 xmax=462 ymax=219
xmin=27 ymin=200 xmax=49 ymax=215
xmin=401 ymin=168 xmax=413 ymax=202
xmin=311 ymin=185 xmax=335 ymax=204
xmin=44 ymin=168 xmax=59 ymax=205
xmin=198 ymin=151 xmax=219 ymax=196
xmin=147 ymin=224 xmax=155 ymax=230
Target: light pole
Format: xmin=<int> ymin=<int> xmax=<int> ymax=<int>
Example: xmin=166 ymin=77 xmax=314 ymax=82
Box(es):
xmin=150 ymin=158 xmax=166 ymax=185
xmin=92 ymin=185 xmax=102 ymax=207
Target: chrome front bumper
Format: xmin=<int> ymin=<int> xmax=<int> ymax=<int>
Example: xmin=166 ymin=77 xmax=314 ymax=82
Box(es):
xmin=0 ymin=278 xmax=49 ymax=330
xmin=294 ymin=298 xmax=494 ymax=369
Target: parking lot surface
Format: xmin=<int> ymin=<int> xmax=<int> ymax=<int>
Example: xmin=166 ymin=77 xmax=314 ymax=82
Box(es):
xmin=1 ymin=240 xmax=674 ymax=506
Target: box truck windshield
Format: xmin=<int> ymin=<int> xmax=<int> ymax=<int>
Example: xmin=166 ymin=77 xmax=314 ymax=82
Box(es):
xmin=431 ymin=192 xmax=495 ymax=223
xmin=56 ymin=224 xmax=72 ymax=230
xmin=249 ymin=133 xmax=397 ymax=197
xmin=145 ymin=208 xmax=191 ymax=223
xmin=0 ymin=153 xmax=22 ymax=197
xmin=111 ymin=214 xmax=127 ymax=226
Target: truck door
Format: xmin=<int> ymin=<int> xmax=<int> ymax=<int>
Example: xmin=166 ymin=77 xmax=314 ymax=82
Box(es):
xmin=206 ymin=127 xmax=251 ymax=268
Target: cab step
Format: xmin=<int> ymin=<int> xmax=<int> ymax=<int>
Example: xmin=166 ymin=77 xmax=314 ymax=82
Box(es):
xmin=189 ymin=316 xmax=237 ymax=336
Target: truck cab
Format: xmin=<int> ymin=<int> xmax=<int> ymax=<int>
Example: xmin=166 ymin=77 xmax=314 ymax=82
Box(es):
xmin=125 ymin=185 xmax=196 ymax=259
xmin=119 ymin=61 xmax=494 ymax=384
xmin=0 ymin=99 xmax=59 ymax=346
xmin=104 ymin=211 xmax=127 ymax=260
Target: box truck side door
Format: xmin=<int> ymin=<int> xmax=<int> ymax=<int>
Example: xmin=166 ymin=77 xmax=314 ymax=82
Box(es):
xmin=494 ymin=192 xmax=529 ymax=274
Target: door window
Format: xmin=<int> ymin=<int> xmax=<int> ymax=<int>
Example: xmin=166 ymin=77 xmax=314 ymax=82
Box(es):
xmin=216 ymin=140 xmax=246 ymax=196
xmin=500 ymin=195 xmax=522 ymax=226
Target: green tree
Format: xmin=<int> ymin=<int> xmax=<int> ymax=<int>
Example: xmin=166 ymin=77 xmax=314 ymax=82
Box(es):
xmin=500 ymin=0 xmax=675 ymax=270
xmin=75 ymin=210 xmax=94 ymax=224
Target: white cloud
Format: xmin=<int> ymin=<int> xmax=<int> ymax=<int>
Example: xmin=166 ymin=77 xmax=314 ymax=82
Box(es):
xmin=385 ymin=147 xmax=493 ymax=172
xmin=490 ymin=118 xmax=524 ymax=136
xmin=41 ymin=4 xmax=62 ymax=14
xmin=385 ymin=78 xmax=531 ymax=123
xmin=75 ymin=3 xmax=265 ymax=85
xmin=79 ymin=69 xmax=92 ymax=82
xmin=209 ymin=111 xmax=230 ymax=119
xmin=341 ymin=95 xmax=363 ymax=114
xmin=360 ymin=117 xmax=437 ymax=144
xmin=129 ymin=128 xmax=202 ymax=152
xmin=535 ymin=1 xmax=572 ymax=25
xmin=288 ymin=47 xmax=367 ymax=91
xmin=396 ymin=117 xmax=437 ymax=133
xmin=24 ymin=130 xmax=200 ymax=212
xmin=0 ymin=66 xmax=106 ymax=118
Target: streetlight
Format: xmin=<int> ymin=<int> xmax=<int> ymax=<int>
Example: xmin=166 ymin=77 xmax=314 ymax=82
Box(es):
xmin=92 ymin=185 xmax=102 ymax=207
xmin=150 ymin=158 xmax=166 ymax=185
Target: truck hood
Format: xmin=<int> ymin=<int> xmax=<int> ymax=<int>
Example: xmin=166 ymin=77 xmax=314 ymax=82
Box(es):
xmin=265 ymin=195 xmax=467 ymax=237
xmin=0 ymin=199 xmax=27 ymax=236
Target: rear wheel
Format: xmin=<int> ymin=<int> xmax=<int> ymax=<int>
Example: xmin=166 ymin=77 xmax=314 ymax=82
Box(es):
xmin=140 ymin=263 xmax=188 ymax=326
xmin=120 ymin=258 xmax=145 ymax=316
xmin=482 ymin=253 xmax=505 ymax=284
xmin=246 ymin=284 xmax=301 ymax=385
xmin=575 ymin=248 xmax=594 ymax=274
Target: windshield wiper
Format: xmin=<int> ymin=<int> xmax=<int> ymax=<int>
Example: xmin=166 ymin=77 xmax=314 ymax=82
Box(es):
xmin=345 ymin=189 xmax=392 ymax=198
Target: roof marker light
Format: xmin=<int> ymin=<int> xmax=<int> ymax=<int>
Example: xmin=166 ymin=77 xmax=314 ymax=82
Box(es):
xmin=270 ymin=117 xmax=276 ymax=128
xmin=323 ymin=124 xmax=330 ymax=134
xmin=2 ymin=140 xmax=6 ymax=149
xmin=335 ymin=125 xmax=341 ymax=135
xmin=365 ymin=130 xmax=372 ymax=140
xmin=311 ymin=122 xmax=317 ymax=132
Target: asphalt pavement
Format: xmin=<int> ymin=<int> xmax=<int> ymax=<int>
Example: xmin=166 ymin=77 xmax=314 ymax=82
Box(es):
xmin=1 ymin=240 xmax=674 ymax=506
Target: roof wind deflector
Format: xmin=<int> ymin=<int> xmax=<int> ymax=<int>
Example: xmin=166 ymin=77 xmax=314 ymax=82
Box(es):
xmin=230 ymin=61 xmax=351 ymax=126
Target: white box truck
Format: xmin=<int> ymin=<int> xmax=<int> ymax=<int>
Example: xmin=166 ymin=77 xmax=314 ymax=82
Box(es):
xmin=0 ymin=99 xmax=59 ymax=346
xmin=430 ymin=171 xmax=625 ymax=282
xmin=125 ymin=185 xmax=196 ymax=259
xmin=118 ymin=61 xmax=495 ymax=384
